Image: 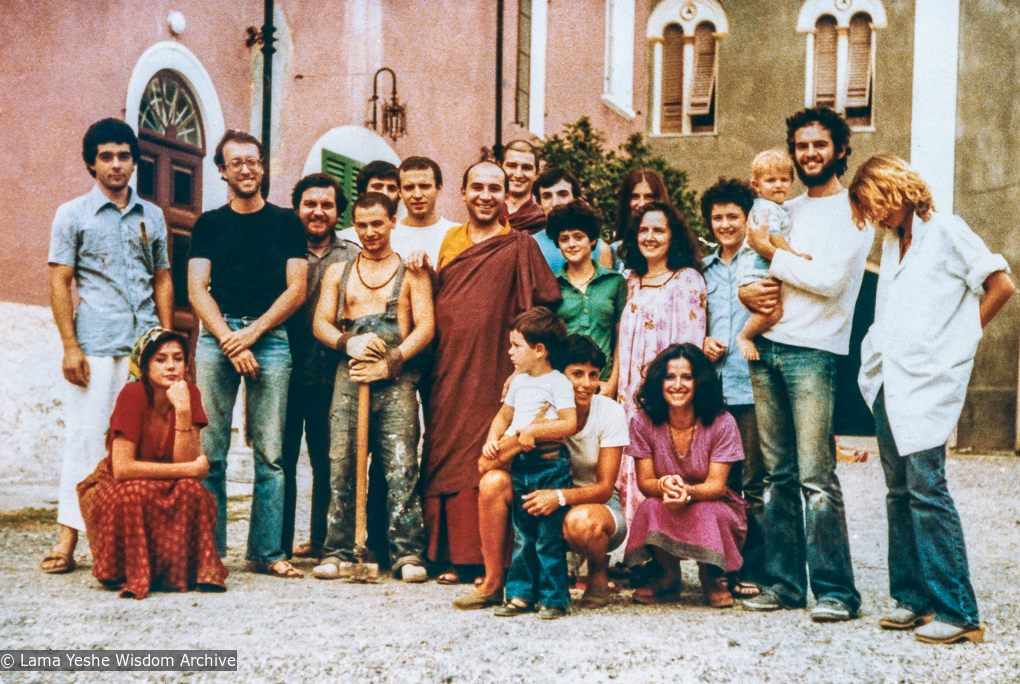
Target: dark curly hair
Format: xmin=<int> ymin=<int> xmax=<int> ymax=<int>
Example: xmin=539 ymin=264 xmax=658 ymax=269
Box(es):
xmin=636 ymin=344 xmax=724 ymax=427
xmin=291 ymin=173 xmax=349 ymax=215
xmin=560 ymin=334 xmax=607 ymax=371
xmin=623 ymin=202 xmax=703 ymax=276
xmin=546 ymin=199 xmax=602 ymax=244
xmin=700 ymin=177 xmax=755 ymax=227
xmin=786 ymin=107 xmax=852 ymax=178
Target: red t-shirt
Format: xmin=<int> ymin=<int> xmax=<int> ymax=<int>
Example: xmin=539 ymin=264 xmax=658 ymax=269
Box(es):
xmin=107 ymin=382 xmax=208 ymax=462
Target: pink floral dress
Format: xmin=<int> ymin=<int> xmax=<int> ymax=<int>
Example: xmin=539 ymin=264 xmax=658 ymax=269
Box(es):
xmin=616 ymin=268 xmax=707 ymax=529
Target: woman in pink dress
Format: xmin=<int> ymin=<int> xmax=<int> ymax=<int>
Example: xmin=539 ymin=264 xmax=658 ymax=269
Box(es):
xmin=616 ymin=202 xmax=706 ymax=529
xmin=625 ymin=344 xmax=746 ymax=608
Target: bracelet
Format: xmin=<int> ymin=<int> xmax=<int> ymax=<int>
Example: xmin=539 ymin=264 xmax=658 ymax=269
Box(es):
xmin=556 ymin=489 xmax=567 ymax=508
xmin=335 ymin=332 xmax=354 ymax=353
xmin=384 ymin=347 xmax=404 ymax=379
xmin=175 ymin=427 xmax=194 ymax=432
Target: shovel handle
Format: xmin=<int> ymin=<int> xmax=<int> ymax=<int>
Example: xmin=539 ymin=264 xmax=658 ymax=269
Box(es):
xmin=355 ymin=383 xmax=370 ymax=550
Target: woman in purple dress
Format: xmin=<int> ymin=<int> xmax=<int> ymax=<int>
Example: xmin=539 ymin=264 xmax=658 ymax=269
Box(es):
xmin=625 ymin=343 xmax=746 ymax=608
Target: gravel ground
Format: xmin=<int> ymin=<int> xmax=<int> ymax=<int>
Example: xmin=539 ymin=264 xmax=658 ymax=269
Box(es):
xmin=2 ymin=448 xmax=1019 ymax=684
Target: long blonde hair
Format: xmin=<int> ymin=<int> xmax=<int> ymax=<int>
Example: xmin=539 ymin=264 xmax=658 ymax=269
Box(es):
xmin=848 ymin=154 xmax=933 ymax=229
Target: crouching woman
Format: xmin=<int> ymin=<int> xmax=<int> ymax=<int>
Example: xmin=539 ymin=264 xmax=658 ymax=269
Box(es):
xmin=78 ymin=327 xmax=227 ymax=599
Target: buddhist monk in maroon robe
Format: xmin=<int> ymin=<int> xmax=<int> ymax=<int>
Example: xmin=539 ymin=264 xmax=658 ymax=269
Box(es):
xmin=422 ymin=161 xmax=560 ymax=583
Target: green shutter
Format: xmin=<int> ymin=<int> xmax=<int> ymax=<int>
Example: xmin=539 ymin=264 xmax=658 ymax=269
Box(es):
xmin=321 ymin=148 xmax=363 ymax=228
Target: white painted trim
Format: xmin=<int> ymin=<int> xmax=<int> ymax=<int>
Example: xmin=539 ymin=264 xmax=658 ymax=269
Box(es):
xmin=301 ymin=126 xmax=400 ymax=177
xmin=681 ymin=40 xmax=694 ymax=135
xmin=909 ymin=0 xmax=957 ymax=214
xmin=603 ymin=0 xmax=636 ymax=118
xmin=647 ymin=0 xmax=728 ymax=39
xmin=125 ymin=41 xmax=227 ymax=211
xmin=804 ymin=32 xmax=815 ymax=107
xmin=835 ymin=27 xmax=849 ymax=111
xmin=651 ymin=41 xmax=663 ymax=135
xmin=528 ymin=0 xmax=548 ymax=137
xmin=796 ymin=0 xmax=887 ymax=32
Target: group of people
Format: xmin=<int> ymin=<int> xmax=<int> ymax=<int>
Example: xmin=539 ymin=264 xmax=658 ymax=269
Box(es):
xmin=42 ymin=107 xmax=1012 ymax=644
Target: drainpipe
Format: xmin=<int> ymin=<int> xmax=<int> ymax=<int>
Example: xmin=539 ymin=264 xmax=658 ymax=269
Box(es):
xmin=494 ymin=0 xmax=504 ymax=161
xmin=260 ymin=0 xmax=276 ymax=198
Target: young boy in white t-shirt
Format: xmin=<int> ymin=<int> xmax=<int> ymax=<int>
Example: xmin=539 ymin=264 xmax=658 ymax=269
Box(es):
xmin=481 ymin=307 xmax=577 ymax=619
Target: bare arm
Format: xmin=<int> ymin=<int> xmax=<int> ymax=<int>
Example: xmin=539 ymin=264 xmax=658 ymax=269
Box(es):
xmin=519 ymin=407 xmax=577 ymax=446
xmin=685 ymin=461 xmax=732 ymax=502
xmin=397 ymin=267 xmax=435 ymax=362
xmin=738 ymin=280 xmax=781 ymax=316
xmin=188 ymin=258 xmax=232 ymax=339
xmin=980 ymin=270 xmax=1015 ymax=328
xmin=634 ymin=457 xmax=664 ymax=498
xmin=49 ymin=264 xmax=89 ymax=388
xmin=601 ymin=328 xmax=620 ymax=399
xmin=220 ymin=258 xmax=307 ymax=356
xmin=481 ymin=403 xmax=516 ymax=460
xmin=153 ymin=268 xmax=174 ymax=329
xmin=313 ymin=262 xmax=346 ymax=349
xmin=597 ymin=239 xmax=613 ymax=268
xmin=111 ymin=435 xmax=208 ymax=481
xmin=567 ymin=446 xmax=621 ymax=506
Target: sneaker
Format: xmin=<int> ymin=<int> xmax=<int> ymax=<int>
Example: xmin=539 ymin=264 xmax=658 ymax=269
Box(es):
xmin=537 ymin=606 xmax=566 ymax=620
xmin=878 ymin=606 xmax=934 ymax=631
xmin=400 ymin=565 xmax=428 ymax=583
xmin=810 ymin=598 xmax=853 ymax=623
xmin=741 ymin=592 xmax=785 ymax=612
xmin=915 ymin=620 xmax=985 ymax=644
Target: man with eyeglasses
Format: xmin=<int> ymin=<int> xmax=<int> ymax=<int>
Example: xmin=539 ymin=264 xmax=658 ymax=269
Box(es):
xmin=187 ymin=129 xmax=308 ymax=578
xmin=43 ymin=118 xmax=174 ymax=575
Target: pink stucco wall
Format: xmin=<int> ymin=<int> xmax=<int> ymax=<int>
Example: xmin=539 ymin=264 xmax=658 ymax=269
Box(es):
xmin=0 ymin=0 xmax=645 ymax=307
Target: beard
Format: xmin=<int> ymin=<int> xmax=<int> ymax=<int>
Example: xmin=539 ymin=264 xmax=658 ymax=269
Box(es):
xmin=795 ymin=153 xmax=842 ymax=188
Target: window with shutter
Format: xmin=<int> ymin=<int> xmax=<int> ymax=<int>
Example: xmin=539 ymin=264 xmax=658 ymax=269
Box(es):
xmin=813 ymin=16 xmax=838 ymax=109
xmin=845 ymin=12 xmax=874 ymax=126
xmin=661 ymin=25 xmax=684 ymax=134
xmin=321 ymin=149 xmax=363 ymax=228
xmin=688 ymin=22 xmax=716 ymax=117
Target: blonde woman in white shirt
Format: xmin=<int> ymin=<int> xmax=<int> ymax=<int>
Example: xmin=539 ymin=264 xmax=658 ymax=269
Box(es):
xmin=849 ymin=154 xmax=1014 ymax=645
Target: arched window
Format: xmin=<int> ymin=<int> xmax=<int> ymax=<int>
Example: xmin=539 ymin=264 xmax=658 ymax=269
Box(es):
xmin=799 ymin=0 xmax=886 ymax=129
xmin=648 ymin=0 xmax=727 ymax=136
xmin=137 ymin=69 xmax=206 ymax=365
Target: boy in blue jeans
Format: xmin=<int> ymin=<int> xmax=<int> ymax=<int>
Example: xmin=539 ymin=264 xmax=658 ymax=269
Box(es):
xmin=481 ymin=307 xmax=577 ymax=619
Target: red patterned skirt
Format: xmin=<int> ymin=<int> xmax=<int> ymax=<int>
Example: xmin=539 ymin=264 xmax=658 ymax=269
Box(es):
xmin=78 ymin=458 xmax=227 ymax=599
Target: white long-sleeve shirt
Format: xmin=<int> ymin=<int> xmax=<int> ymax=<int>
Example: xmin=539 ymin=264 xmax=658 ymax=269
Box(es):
xmin=765 ymin=189 xmax=873 ymax=355
xmin=858 ymin=211 xmax=1008 ymax=455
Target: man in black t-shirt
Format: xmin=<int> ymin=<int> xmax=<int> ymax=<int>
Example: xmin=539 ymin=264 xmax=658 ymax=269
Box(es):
xmin=187 ymin=130 xmax=307 ymax=578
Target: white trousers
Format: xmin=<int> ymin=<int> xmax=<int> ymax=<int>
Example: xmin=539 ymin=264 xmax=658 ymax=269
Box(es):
xmin=56 ymin=355 xmax=131 ymax=531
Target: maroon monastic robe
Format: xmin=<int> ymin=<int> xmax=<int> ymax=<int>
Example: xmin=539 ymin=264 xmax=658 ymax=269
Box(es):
xmin=422 ymin=229 xmax=560 ymax=562
xmin=500 ymin=196 xmax=548 ymax=235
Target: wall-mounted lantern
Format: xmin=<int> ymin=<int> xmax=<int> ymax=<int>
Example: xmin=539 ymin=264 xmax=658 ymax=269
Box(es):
xmin=368 ymin=67 xmax=406 ymax=142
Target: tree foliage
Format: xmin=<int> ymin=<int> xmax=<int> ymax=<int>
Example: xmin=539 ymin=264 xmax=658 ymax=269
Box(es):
xmin=537 ymin=117 xmax=709 ymax=245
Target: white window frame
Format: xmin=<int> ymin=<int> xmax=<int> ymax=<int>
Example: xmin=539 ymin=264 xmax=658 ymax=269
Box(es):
xmin=603 ymin=0 xmax=636 ymax=119
xmin=647 ymin=0 xmax=728 ymax=137
xmin=516 ymin=0 xmax=548 ymax=137
xmin=798 ymin=0 xmax=887 ymax=129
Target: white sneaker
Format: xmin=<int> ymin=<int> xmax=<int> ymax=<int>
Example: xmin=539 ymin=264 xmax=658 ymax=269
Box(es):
xmin=400 ymin=565 xmax=428 ymax=583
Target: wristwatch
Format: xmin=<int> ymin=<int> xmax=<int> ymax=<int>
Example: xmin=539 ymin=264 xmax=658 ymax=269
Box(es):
xmin=556 ymin=489 xmax=567 ymax=508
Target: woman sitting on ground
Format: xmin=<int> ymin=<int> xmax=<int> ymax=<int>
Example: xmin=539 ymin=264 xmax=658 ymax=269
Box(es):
xmin=454 ymin=334 xmax=630 ymax=610
xmin=77 ymin=327 xmax=227 ymax=599
xmin=625 ymin=343 xmax=746 ymax=608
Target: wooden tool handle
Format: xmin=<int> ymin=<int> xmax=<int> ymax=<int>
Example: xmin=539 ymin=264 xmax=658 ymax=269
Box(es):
xmin=354 ymin=383 xmax=370 ymax=550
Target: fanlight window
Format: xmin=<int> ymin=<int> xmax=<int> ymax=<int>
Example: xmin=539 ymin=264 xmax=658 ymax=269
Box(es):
xmin=139 ymin=70 xmax=204 ymax=149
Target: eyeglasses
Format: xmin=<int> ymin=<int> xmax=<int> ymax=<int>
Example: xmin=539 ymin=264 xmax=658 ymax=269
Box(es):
xmin=225 ymin=158 xmax=263 ymax=171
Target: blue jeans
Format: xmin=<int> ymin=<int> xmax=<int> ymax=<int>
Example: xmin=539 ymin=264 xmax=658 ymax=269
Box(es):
xmin=873 ymin=388 xmax=980 ymax=628
xmin=749 ymin=339 xmax=860 ymax=612
xmin=505 ymin=449 xmax=573 ymax=610
xmin=197 ymin=319 xmax=291 ymax=564
xmin=730 ymin=404 xmax=767 ymax=586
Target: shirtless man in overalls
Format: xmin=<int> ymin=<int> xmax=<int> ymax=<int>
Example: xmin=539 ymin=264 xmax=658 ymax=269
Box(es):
xmin=310 ymin=192 xmax=435 ymax=582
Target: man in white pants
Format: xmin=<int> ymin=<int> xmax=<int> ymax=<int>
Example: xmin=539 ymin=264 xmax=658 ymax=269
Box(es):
xmin=44 ymin=118 xmax=173 ymax=573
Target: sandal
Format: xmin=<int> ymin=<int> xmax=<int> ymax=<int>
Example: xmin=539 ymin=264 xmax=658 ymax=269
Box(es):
xmin=632 ymin=579 xmax=682 ymax=605
xmin=732 ymin=581 xmax=762 ymax=598
xmin=41 ymin=553 xmax=76 ymax=575
xmin=578 ymin=585 xmax=612 ymax=609
xmin=252 ymin=559 xmax=304 ymax=579
xmin=292 ymin=542 xmax=320 ymax=558
xmin=699 ymin=566 xmax=733 ymax=609
xmin=493 ymin=599 xmax=536 ymax=617
xmin=436 ymin=570 xmax=460 ymax=585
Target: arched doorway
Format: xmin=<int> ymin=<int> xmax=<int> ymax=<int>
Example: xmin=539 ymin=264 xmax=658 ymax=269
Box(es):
xmin=136 ymin=69 xmax=204 ymax=369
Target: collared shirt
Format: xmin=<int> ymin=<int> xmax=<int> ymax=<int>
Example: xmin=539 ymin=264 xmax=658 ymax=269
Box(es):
xmin=556 ymin=261 xmax=626 ymax=380
xmin=703 ymin=249 xmax=754 ymax=406
xmin=859 ymin=211 xmax=1009 ymax=454
xmin=48 ymin=184 xmax=170 ymax=356
xmin=287 ymin=234 xmax=360 ymax=386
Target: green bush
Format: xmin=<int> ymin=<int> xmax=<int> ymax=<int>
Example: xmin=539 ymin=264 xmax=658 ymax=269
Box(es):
xmin=537 ymin=117 xmax=711 ymax=248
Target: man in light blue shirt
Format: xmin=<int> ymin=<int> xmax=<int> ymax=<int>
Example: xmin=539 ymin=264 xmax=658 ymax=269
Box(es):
xmin=699 ymin=177 xmax=765 ymax=598
xmin=44 ymin=118 xmax=173 ymax=574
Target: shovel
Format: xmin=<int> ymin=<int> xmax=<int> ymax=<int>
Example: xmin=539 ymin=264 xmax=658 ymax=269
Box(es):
xmin=337 ymin=382 xmax=380 ymax=582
